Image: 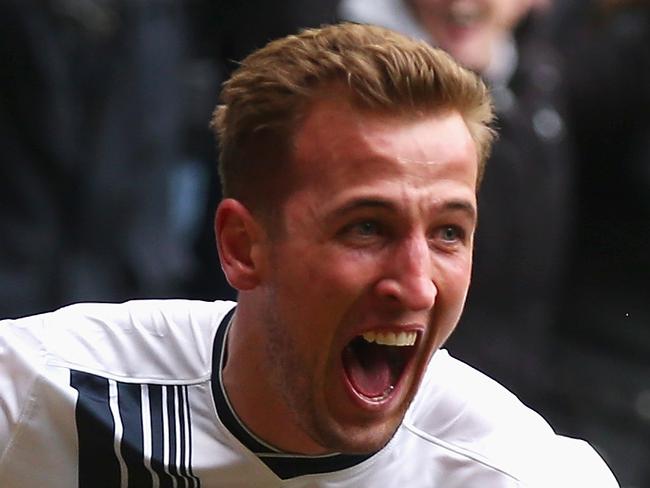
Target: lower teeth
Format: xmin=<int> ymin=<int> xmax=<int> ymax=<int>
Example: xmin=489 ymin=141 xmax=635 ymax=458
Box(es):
xmin=369 ymin=384 xmax=395 ymax=401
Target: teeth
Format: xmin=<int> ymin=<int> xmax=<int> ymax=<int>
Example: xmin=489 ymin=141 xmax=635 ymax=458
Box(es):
xmin=362 ymin=331 xmax=417 ymax=346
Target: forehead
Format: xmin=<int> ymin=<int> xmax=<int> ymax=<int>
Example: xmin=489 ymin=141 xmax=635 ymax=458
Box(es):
xmin=289 ymin=97 xmax=478 ymax=197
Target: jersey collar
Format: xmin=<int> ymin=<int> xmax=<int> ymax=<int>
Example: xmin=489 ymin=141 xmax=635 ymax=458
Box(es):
xmin=210 ymin=306 xmax=375 ymax=480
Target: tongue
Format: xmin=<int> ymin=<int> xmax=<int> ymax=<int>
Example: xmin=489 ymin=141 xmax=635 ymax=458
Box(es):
xmin=342 ymin=340 xmax=393 ymax=398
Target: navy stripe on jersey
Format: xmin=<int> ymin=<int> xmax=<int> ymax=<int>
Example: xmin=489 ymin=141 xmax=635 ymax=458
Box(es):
xmin=165 ymin=385 xmax=200 ymax=488
xmin=180 ymin=385 xmax=201 ymax=486
xmin=148 ymin=384 xmax=175 ymax=488
xmin=70 ymin=371 xmax=121 ymax=488
xmin=165 ymin=385 xmax=178 ymax=482
xmin=71 ymin=371 xmax=201 ymax=487
xmin=211 ymin=307 xmax=375 ymax=480
xmin=117 ymin=382 xmax=153 ymax=486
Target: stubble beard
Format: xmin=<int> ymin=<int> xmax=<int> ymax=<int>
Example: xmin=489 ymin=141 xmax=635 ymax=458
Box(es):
xmin=264 ymin=300 xmax=334 ymax=452
xmin=264 ymin=296 xmax=405 ymax=455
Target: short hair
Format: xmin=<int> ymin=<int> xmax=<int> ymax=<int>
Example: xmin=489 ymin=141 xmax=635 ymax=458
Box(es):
xmin=211 ymin=22 xmax=495 ymax=217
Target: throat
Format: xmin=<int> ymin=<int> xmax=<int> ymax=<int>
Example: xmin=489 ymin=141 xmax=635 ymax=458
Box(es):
xmin=342 ymin=337 xmax=412 ymax=399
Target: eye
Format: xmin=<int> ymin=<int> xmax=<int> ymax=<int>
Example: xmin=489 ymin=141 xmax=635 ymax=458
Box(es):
xmin=434 ymin=225 xmax=466 ymax=244
xmin=353 ymin=221 xmax=380 ymax=236
xmin=441 ymin=226 xmax=460 ymax=241
xmin=337 ymin=219 xmax=385 ymax=245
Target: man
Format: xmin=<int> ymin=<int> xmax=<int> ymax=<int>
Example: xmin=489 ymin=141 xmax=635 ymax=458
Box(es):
xmin=0 ymin=23 xmax=617 ymax=486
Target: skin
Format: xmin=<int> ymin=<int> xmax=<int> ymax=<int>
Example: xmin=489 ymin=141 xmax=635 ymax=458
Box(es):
xmin=217 ymin=94 xmax=478 ymax=455
xmin=407 ymin=0 xmax=544 ymax=73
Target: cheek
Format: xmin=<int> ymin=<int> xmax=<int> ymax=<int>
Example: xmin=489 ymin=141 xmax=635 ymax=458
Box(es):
xmin=494 ymin=1 xmax=528 ymax=30
xmin=272 ymin=248 xmax=376 ymax=332
xmin=434 ymin=256 xmax=472 ymax=315
xmin=437 ymin=251 xmax=472 ymax=287
xmin=306 ymin=249 xmax=378 ymax=299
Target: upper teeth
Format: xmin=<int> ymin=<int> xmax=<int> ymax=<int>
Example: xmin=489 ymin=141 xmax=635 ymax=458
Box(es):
xmin=362 ymin=331 xmax=417 ymax=346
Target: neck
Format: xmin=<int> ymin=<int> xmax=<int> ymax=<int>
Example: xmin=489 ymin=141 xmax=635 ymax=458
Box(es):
xmin=221 ymin=300 xmax=328 ymax=455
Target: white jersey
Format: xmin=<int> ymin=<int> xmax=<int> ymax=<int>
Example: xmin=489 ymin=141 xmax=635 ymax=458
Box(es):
xmin=0 ymin=300 xmax=618 ymax=487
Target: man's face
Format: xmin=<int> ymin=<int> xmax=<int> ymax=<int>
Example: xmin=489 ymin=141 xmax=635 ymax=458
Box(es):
xmin=255 ymin=97 xmax=478 ymax=454
xmin=409 ymin=0 xmax=536 ymax=72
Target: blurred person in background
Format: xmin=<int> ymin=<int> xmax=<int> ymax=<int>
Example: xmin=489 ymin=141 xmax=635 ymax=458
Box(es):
xmin=340 ymin=0 xmax=574 ymax=431
xmin=548 ymin=0 xmax=650 ymax=485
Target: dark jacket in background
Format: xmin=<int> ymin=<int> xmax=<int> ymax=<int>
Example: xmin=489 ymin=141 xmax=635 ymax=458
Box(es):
xmin=0 ymin=0 xmax=193 ymax=318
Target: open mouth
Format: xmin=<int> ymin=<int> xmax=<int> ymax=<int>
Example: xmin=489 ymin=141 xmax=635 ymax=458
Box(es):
xmin=342 ymin=331 xmax=418 ymax=402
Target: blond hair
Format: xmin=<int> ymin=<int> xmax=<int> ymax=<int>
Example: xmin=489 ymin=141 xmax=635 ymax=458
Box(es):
xmin=212 ymin=23 xmax=495 ymax=215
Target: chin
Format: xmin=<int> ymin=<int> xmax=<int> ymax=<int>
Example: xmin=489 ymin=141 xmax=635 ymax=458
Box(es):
xmin=311 ymin=412 xmax=404 ymax=455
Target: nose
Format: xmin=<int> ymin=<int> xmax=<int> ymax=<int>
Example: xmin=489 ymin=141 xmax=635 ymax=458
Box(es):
xmin=375 ymin=235 xmax=437 ymax=311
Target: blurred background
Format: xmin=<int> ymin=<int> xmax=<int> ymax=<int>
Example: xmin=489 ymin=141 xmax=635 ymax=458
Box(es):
xmin=1 ymin=0 xmax=648 ymax=485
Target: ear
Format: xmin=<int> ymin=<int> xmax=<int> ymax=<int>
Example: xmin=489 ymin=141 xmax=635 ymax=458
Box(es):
xmin=215 ymin=198 xmax=267 ymax=291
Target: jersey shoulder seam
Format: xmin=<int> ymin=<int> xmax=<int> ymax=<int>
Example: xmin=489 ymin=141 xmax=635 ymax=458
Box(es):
xmin=47 ymin=359 xmax=213 ymax=385
xmin=0 ymin=327 xmax=47 ymax=469
xmin=402 ymin=421 xmax=523 ymax=484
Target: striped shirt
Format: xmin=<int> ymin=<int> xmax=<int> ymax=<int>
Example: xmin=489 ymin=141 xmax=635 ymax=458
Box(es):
xmin=0 ymin=300 xmax=619 ymax=487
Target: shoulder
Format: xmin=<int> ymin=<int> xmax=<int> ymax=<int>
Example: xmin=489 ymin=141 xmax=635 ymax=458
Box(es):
xmin=0 ymin=299 xmax=236 ymax=383
xmin=403 ymin=349 xmax=619 ymax=487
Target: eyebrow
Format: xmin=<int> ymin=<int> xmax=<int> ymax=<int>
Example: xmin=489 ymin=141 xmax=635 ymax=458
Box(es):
xmin=331 ymin=198 xmax=397 ymax=217
xmin=443 ymin=199 xmax=477 ymax=222
xmin=330 ymin=197 xmax=477 ymax=222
